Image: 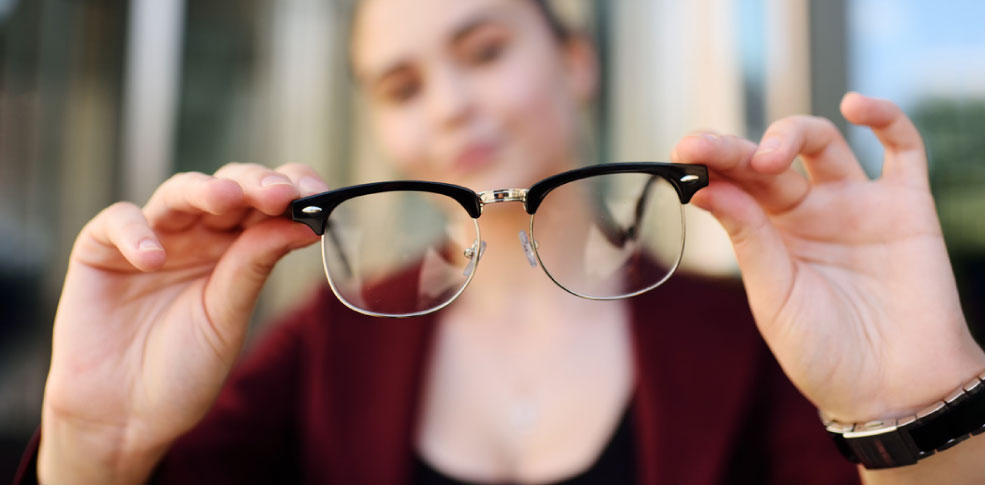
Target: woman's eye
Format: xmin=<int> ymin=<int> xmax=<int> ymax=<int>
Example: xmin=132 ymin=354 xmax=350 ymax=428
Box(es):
xmin=379 ymin=78 xmax=420 ymax=104
xmin=463 ymin=32 xmax=509 ymax=66
xmin=469 ymin=40 xmax=504 ymax=64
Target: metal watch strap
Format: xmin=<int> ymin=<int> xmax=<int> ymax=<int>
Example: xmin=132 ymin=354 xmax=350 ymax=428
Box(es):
xmin=821 ymin=370 xmax=985 ymax=469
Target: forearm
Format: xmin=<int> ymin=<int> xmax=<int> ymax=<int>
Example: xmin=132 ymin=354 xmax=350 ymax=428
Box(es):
xmin=859 ymin=432 xmax=985 ymax=484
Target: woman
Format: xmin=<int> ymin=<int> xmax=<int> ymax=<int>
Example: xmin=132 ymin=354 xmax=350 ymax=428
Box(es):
xmin=24 ymin=0 xmax=985 ymax=483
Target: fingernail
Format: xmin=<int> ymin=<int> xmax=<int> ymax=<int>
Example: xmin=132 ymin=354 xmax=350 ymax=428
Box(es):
xmin=300 ymin=176 xmax=330 ymax=195
xmin=261 ymin=174 xmax=292 ymax=187
xmin=138 ymin=238 xmax=162 ymax=251
xmin=754 ymin=137 xmax=781 ymax=157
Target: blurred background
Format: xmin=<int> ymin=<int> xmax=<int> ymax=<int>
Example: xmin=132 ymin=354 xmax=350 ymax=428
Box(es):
xmin=2 ymin=0 xmax=984 ymax=478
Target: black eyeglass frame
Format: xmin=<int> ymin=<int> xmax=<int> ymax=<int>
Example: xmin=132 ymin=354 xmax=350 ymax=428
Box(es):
xmin=289 ymin=162 xmax=707 ymax=316
xmin=291 ymin=162 xmax=708 ymax=235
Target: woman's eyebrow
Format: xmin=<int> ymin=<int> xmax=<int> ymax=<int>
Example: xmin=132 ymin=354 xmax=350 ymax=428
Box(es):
xmin=449 ymin=13 xmax=506 ymax=45
xmin=360 ymin=7 xmax=514 ymax=84
xmin=450 ymin=2 xmax=523 ymax=42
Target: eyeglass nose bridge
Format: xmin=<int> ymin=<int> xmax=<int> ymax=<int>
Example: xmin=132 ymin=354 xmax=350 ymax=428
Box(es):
xmin=478 ymin=188 xmax=528 ymax=212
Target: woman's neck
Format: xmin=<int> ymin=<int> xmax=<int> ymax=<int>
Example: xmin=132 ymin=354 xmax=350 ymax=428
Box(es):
xmin=449 ymin=204 xmax=603 ymax=320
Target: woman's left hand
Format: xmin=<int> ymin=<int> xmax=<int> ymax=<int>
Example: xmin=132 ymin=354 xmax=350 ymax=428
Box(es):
xmin=672 ymin=92 xmax=985 ymax=424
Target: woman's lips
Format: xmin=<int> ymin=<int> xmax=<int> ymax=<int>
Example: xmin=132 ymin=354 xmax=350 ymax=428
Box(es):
xmin=453 ymin=142 xmax=498 ymax=173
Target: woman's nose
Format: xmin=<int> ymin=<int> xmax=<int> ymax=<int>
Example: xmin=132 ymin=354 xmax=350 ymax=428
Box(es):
xmin=426 ymin=66 xmax=474 ymax=129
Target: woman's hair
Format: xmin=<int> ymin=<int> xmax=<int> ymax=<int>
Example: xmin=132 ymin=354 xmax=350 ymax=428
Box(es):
xmin=530 ymin=0 xmax=571 ymax=42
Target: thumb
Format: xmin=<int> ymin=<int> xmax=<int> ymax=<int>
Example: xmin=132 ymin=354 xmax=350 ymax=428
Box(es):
xmin=204 ymin=218 xmax=319 ymax=339
xmin=692 ymin=180 xmax=795 ymax=327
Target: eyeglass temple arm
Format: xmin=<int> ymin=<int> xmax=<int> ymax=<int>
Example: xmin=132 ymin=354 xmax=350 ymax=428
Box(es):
xmin=620 ymin=165 xmax=708 ymax=243
xmin=324 ymin=221 xmax=354 ymax=278
xmin=627 ymin=174 xmax=658 ymax=243
xmin=593 ymin=174 xmax=659 ymax=248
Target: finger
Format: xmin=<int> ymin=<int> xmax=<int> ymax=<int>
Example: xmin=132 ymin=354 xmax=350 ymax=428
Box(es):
xmin=144 ymin=172 xmax=245 ymax=231
xmin=690 ymin=181 xmax=794 ymax=327
xmin=75 ymin=202 xmax=167 ymax=272
xmin=239 ymin=209 xmax=275 ymax=229
xmin=213 ymin=162 xmax=300 ymax=216
xmin=200 ymin=207 xmax=250 ymax=231
xmin=672 ymin=132 xmax=810 ymax=214
xmin=201 ymin=163 xmax=330 ymax=232
xmin=202 ymin=217 xmax=319 ymax=339
xmin=275 ymin=163 xmax=331 ymax=197
xmin=200 ymin=164 xmax=328 ymax=231
xmin=752 ymin=115 xmax=868 ymax=184
xmin=840 ymin=92 xmax=928 ymax=187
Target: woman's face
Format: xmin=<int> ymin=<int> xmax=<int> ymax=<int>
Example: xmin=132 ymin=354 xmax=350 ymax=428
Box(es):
xmin=352 ymin=0 xmax=596 ymax=189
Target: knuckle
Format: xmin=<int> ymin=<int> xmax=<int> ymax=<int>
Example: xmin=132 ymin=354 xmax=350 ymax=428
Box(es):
xmin=882 ymin=98 xmax=902 ymax=114
xmin=214 ymin=161 xmax=245 ymax=175
xmin=243 ymin=163 xmax=276 ymax=181
xmin=162 ymin=171 xmax=207 ymax=190
xmin=214 ymin=162 xmax=267 ymax=179
xmin=120 ymin=218 xmax=149 ymax=234
xmin=239 ymin=162 xmax=268 ymax=171
xmin=725 ymin=134 xmax=756 ymax=150
xmin=247 ymin=256 xmax=278 ymax=281
xmin=104 ymin=200 xmax=138 ymax=218
xmin=86 ymin=202 xmax=146 ymax=242
xmin=771 ymin=116 xmax=801 ymax=133
xmin=277 ymin=162 xmax=311 ymax=174
xmin=809 ymin=115 xmax=840 ymax=134
xmin=166 ymin=171 xmax=192 ymax=183
xmin=684 ymin=130 xmax=721 ymax=146
xmin=157 ymin=172 xmax=184 ymax=190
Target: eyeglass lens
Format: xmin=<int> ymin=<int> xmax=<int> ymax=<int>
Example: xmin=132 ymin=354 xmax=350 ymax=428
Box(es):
xmin=321 ymin=190 xmax=480 ymax=317
xmin=530 ymin=172 xmax=684 ymax=299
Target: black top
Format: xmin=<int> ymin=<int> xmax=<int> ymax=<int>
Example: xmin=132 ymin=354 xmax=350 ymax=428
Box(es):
xmin=413 ymin=404 xmax=636 ymax=485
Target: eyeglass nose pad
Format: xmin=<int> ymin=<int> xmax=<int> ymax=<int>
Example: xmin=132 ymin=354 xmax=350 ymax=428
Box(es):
xmin=462 ymin=240 xmax=486 ymax=277
xmin=518 ymin=231 xmax=538 ymax=268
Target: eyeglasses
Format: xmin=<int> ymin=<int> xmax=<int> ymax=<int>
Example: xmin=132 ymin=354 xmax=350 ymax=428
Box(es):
xmin=291 ymin=162 xmax=708 ymax=318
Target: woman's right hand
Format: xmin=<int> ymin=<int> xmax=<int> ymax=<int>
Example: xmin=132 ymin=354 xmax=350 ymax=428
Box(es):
xmin=37 ymin=163 xmax=329 ymax=484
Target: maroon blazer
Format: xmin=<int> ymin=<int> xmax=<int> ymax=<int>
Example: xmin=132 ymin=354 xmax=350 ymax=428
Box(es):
xmin=16 ymin=273 xmax=860 ymax=484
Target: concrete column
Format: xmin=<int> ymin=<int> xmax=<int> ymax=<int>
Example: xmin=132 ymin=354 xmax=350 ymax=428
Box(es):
xmin=609 ymin=0 xmax=745 ymax=275
xmin=119 ymin=0 xmax=186 ymax=204
xmin=260 ymin=0 xmax=348 ymax=320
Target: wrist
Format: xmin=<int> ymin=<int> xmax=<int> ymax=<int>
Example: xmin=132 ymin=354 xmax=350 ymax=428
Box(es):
xmin=827 ymin=340 xmax=985 ymax=424
xmin=38 ymin=407 xmax=168 ymax=485
xmin=823 ymin=365 xmax=985 ymax=470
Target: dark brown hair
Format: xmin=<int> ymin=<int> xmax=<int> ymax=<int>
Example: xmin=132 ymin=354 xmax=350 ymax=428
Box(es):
xmin=530 ymin=0 xmax=571 ymax=42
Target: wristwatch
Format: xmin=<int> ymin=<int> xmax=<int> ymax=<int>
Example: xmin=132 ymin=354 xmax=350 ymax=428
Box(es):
xmin=821 ymin=370 xmax=985 ymax=469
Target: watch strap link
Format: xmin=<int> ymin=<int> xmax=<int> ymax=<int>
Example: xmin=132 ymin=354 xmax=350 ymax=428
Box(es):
xmin=823 ymin=370 xmax=985 ymax=469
